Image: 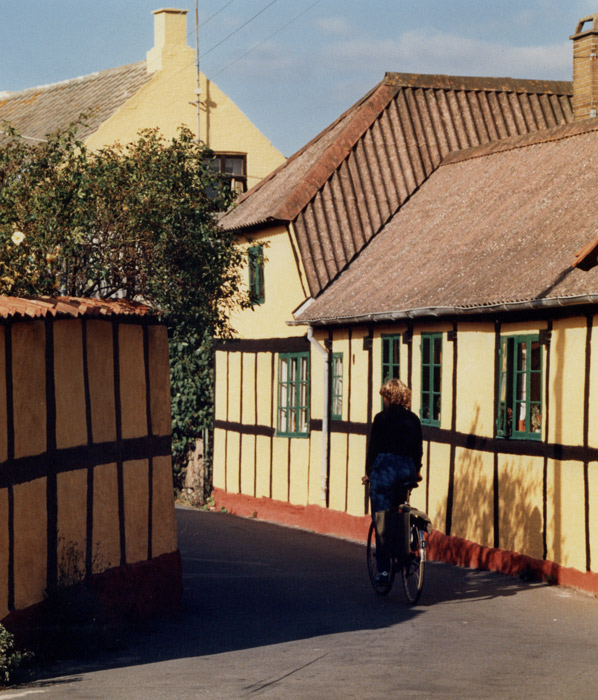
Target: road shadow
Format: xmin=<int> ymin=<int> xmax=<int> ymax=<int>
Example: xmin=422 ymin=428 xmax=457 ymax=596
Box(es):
xmin=22 ymin=508 xmax=544 ymax=689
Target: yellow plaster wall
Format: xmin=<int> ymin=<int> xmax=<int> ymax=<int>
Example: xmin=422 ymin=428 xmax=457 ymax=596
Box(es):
xmin=152 ymin=455 xmax=178 ymax=557
xmin=329 ymin=433 xmax=348 ymax=512
xmin=350 ymin=328 xmax=372 ymax=424
xmin=227 ymin=353 xmax=242 ymax=424
xmin=119 ymin=325 xmax=147 ymax=440
xmin=123 ymin=459 xmax=149 ymax=564
xmin=455 ymin=323 xmax=495 ymax=437
xmin=92 ymin=462 xmax=120 ymax=572
xmin=498 ymin=454 xmax=544 ymax=559
xmin=451 ymin=448 xmax=495 ymax=548
xmin=347 ymin=433 xmax=368 ymax=516
xmin=588 ymin=318 xmax=598 ymax=449
xmin=271 ymin=437 xmax=289 ymax=502
xmin=549 ymin=317 xmax=586 ymax=447
xmin=86 ymin=321 xmax=116 ymax=444
xmin=12 ymin=322 xmax=46 ymax=459
xmin=256 ymin=352 xmax=274 ymax=425
xmin=54 ymin=320 xmax=87 ymax=449
xmin=57 ymin=469 xmax=88 ymax=581
xmin=289 ymin=437 xmax=310 ymax=505
xmin=226 ymin=432 xmax=241 ymax=494
xmin=428 ymin=442 xmax=451 ymax=532
xmin=13 ymin=478 xmax=47 ymax=610
xmin=240 ymin=434 xmax=256 ymax=496
xmin=214 ymin=351 xmax=229 ymax=423
xmin=255 ymin=435 xmax=272 ymax=498
xmin=212 ymin=428 xmax=227 ymax=490
xmin=147 ymin=325 xmax=171 ymax=437
xmin=546 ymin=459 xmax=586 ymax=572
xmin=308 ymin=431 xmax=323 ymax=506
xmin=0 ymin=489 xmax=7 ymax=619
xmin=241 ymin=353 xmax=256 ymax=425
xmin=588 ymin=461 xmax=598 ymax=573
xmin=85 ymin=65 xmax=284 ymax=187
xmin=0 ymin=328 xmax=6 ymax=463
xmin=231 ymin=227 xmax=308 ymax=339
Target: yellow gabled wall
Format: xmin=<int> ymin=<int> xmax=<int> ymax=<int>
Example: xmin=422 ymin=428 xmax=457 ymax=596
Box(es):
xmin=85 ymin=9 xmax=285 ymax=189
xmin=231 ymin=225 xmax=309 ymax=339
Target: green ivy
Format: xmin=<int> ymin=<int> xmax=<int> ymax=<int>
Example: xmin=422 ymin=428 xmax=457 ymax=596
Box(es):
xmin=0 ymin=120 xmax=250 ymax=496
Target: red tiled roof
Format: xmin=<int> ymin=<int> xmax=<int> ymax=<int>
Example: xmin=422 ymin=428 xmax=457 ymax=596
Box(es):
xmin=294 ymin=119 xmax=598 ymax=325
xmin=0 ymin=297 xmax=153 ymax=320
xmin=220 ymin=72 xmax=573 ymax=297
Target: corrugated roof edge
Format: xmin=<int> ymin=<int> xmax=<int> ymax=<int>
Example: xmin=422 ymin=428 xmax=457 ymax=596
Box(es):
xmin=220 ymin=72 xmax=574 ymax=234
xmin=290 ymin=295 xmax=598 ymax=326
xmin=219 ymin=79 xmax=395 ymax=232
xmin=0 ymin=296 xmax=154 ymax=320
xmin=384 ymin=72 xmax=572 ymax=95
xmin=442 ymin=118 xmax=598 ymax=166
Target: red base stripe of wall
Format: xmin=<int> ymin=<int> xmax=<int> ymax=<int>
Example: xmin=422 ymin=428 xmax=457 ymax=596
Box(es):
xmin=2 ymin=550 xmax=182 ymax=649
xmin=213 ymin=488 xmax=598 ymax=596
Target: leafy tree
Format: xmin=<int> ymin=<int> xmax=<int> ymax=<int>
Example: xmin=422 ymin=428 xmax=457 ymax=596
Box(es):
xmin=0 ymin=122 xmax=247 ymax=490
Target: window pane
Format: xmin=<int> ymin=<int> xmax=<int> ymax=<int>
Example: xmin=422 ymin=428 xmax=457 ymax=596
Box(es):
xmin=433 ymin=366 xmax=441 ymax=393
xmin=382 ymin=339 xmax=390 ymax=365
xmin=299 ymin=408 xmax=308 ymax=434
xmin=278 ymin=408 xmax=287 ymax=434
xmin=421 ymin=394 xmax=430 ymax=421
xmin=433 ymin=337 xmax=442 ymax=365
xmin=225 ymin=157 xmax=244 ymax=175
xmin=423 ymin=367 xmax=430 ymax=392
xmin=433 ymin=394 xmax=441 ymax=421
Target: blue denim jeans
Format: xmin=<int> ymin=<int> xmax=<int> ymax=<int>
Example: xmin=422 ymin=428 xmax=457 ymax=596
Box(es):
xmin=370 ymin=453 xmax=416 ymax=571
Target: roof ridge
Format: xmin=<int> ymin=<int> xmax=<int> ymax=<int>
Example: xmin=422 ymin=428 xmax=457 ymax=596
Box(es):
xmin=384 ymin=71 xmax=572 ymax=95
xmin=222 ymin=79 xmax=388 ymax=220
xmin=2 ymin=61 xmax=147 ymax=97
xmin=442 ymin=118 xmax=598 ymax=165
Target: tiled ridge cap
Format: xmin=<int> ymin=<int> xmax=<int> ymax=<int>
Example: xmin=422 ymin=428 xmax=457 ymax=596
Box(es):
xmin=0 ymin=296 xmax=153 ymax=320
xmin=384 ymin=71 xmax=572 ymax=95
xmin=442 ymin=118 xmax=598 ymax=166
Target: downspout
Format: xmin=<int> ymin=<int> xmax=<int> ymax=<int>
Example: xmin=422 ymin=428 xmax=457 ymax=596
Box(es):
xmin=307 ymin=327 xmax=329 ymax=506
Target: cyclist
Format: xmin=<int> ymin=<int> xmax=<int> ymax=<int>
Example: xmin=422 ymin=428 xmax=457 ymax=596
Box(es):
xmin=362 ymin=378 xmax=423 ymax=582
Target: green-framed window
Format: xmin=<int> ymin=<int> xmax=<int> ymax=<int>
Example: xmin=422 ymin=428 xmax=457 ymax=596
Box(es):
xmin=382 ymin=334 xmax=401 ymax=383
xmin=248 ymin=245 xmax=265 ymax=304
xmin=331 ymin=352 xmax=343 ymax=421
xmin=497 ymin=334 xmax=542 ymax=439
xmin=421 ymin=333 xmax=442 ymax=426
xmin=277 ymin=352 xmax=310 ymax=437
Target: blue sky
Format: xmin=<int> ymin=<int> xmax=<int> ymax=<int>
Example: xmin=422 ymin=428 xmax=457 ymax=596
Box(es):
xmin=1 ymin=0 xmax=596 ymax=156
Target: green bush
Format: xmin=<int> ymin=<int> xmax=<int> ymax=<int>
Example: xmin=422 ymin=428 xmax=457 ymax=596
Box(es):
xmin=0 ymin=624 xmax=31 ymax=685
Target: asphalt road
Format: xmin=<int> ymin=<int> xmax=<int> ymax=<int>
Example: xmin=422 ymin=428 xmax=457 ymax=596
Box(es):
xmin=9 ymin=506 xmax=598 ymax=699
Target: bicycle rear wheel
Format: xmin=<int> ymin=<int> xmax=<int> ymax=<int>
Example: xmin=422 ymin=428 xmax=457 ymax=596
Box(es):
xmin=367 ymin=520 xmax=394 ymax=595
xmin=401 ymin=524 xmax=425 ymax=604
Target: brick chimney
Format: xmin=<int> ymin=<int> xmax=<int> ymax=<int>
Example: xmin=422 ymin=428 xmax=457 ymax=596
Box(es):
xmin=570 ymin=14 xmax=598 ymax=120
xmin=146 ymin=8 xmax=192 ymax=74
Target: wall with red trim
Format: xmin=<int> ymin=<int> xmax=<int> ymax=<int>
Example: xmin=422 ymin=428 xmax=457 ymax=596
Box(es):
xmin=214 ymin=487 xmax=598 ymax=596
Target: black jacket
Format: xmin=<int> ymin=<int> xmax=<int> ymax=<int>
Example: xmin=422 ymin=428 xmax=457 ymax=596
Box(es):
xmin=365 ymin=404 xmax=423 ymax=476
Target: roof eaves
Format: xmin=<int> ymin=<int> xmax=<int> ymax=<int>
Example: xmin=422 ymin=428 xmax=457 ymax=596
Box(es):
xmin=290 ymin=294 xmax=598 ymax=326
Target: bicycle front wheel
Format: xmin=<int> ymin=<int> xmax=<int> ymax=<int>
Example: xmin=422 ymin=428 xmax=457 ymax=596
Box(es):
xmin=401 ymin=524 xmax=425 ymax=604
xmin=366 ymin=520 xmax=394 ymax=595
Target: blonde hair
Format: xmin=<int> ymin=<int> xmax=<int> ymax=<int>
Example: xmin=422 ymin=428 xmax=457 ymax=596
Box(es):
xmin=380 ymin=378 xmax=411 ymax=409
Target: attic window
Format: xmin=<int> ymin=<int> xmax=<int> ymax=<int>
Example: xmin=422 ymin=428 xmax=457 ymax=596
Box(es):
xmin=210 ymin=153 xmax=247 ymax=194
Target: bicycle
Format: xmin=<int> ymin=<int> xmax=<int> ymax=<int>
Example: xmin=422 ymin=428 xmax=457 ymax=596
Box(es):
xmin=366 ymin=483 xmax=432 ymax=603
